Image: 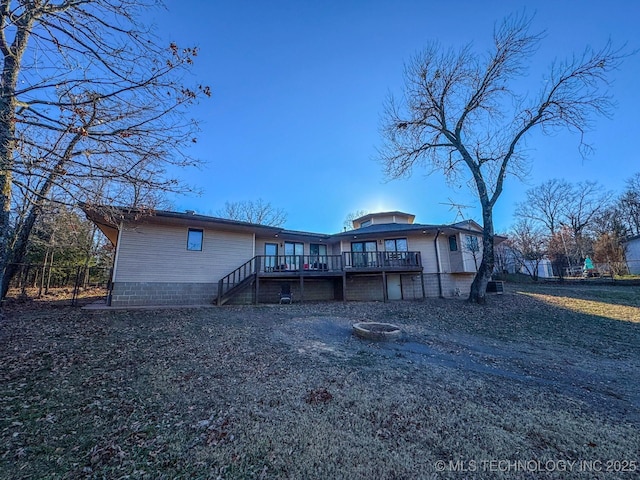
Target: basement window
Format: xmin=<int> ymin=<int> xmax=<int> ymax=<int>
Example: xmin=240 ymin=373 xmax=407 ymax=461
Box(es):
xmin=187 ymin=228 xmax=203 ymax=251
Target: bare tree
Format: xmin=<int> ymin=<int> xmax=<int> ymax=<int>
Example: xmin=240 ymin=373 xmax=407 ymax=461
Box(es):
xmin=493 ymin=240 xmax=511 ymax=276
xmin=593 ymin=232 xmax=627 ymax=276
xmin=343 ymin=209 xmax=369 ymax=230
xmin=463 ymin=234 xmax=480 ymax=271
xmin=380 ymin=13 xmax=624 ymax=303
xmin=0 ymin=0 xmax=209 ymax=298
xmin=217 ymin=199 xmax=287 ymax=227
xmin=547 ymin=226 xmax=576 ymax=278
xmin=507 ymin=219 xmax=547 ymax=281
xmin=618 ymin=172 xmax=640 ymax=236
xmin=515 ymin=179 xmax=572 ymax=236
xmin=561 ymin=181 xmax=612 ymax=257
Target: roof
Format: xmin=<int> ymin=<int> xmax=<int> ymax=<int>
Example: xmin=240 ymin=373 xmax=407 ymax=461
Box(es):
xmin=330 ymin=221 xmax=487 ymax=239
xmin=81 ymin=204 xmax=282 ymax=245
xmin=332 ymin=223 xmax=440 ymax=238
xmin=82 ymin=204 xmax=506 ymax=246
xmin=353 ymin=211 xmax=416 ymax=225
xmin=277 ymin=229 xmax=331 ymax=242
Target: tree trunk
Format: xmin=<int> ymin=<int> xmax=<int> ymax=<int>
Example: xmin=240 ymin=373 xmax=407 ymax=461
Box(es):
xmin=0 ymin=121 xmax=83 ymax=299
xmin=468 ymin=206 xmax=495 ymax=304
xmin=0 ymin=13 xmax=34 ymax=302
xmin=0 ymin=75 xmax=18 ymax=300
xmin=0 ymin=204 xmax=40 ymax=299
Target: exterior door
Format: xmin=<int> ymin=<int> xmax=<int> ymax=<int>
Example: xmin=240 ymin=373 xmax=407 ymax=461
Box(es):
xmin=310 ymin=243 xmax=328 ymax=269
xmin=264 ymin=243 xmax=278 ymax=271
xmin=384 ymin=238 xmax=408 ymax=265
xmin=284 ymin=242 xmax=303 ymax=270
xmin=387 ymin=274 xmax=402 ymax=300
xmin=351 ymin=241 xmax=376 ymax=267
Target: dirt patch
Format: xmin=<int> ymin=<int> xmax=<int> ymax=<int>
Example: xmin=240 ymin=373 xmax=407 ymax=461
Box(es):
xmin=1 ymin=285 xmax=639 ymax=479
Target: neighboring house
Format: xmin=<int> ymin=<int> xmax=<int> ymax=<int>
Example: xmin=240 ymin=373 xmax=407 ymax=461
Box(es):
xmin=83 ymin=206 xmax=494 ymax=307
xmin=494 ymin=243 xmax=553 ymax=279
xmin=622 ymin=235 xmax=640 ymax=275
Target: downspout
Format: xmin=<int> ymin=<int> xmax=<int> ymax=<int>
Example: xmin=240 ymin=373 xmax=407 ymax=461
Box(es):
xmin=434 ymin=230 xmax=443 ymax=298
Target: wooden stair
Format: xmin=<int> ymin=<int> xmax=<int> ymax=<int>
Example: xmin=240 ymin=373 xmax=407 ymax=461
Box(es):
xmin=214 ymin=273 xmax=256 ymax=305
xmin=214 ymin=257 xmax=259 ymax=305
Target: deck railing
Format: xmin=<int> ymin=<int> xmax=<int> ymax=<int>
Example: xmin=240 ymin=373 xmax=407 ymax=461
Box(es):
xmin=258 ymin=255 xmax=343 ymax=273
xmin=343 ymin=251 xmax=422 ymax=269
xmin=257 ymin=252 xmax=421 ymax=272
xmin=217 ymin=256 xmax=258 ymax=303
xmin=217 ymin=251 xmax=423 ymax=303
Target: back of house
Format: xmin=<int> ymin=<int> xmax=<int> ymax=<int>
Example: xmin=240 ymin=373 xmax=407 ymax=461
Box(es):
xmin=83 ymin=207 xmax=489 ymax=307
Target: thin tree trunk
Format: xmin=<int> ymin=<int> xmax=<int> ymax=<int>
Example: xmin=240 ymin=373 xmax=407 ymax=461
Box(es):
xmin=39 ymin=250 xmax=48 ymax=297
xmin=46 ymin=250 xmax=54 ymax=294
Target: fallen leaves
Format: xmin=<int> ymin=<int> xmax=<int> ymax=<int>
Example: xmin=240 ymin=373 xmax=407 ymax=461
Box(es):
xmin=0 ymin=287 xmax=639 ymax=478
xmin=304 ymin=388 xmax=333 ymax=405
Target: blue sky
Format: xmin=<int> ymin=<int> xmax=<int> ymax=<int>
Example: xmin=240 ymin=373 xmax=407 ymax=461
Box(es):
xmin=154 ymin=0 xmax=639 ymax=234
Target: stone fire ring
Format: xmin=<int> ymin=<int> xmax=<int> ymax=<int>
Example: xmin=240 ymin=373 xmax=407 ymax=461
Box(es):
xmin=352 ymin=322 xmax=402 ymax=341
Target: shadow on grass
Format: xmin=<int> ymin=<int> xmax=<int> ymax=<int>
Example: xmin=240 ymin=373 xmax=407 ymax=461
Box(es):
xmin=2 ymin=287 xmax=108 ymax=312
xmin=509 ymin=283 xmax=640 ymax=323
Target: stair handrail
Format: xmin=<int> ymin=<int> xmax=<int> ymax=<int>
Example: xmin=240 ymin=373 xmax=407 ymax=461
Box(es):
xmin=217 ymin=256 xmax=260 ymax=302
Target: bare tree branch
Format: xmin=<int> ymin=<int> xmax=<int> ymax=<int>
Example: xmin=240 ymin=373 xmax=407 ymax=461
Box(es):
xmin=0 ymin=0 xmax=210 ymax=298
xmin=379 ymin=12 xmax=628 ymax=303
xmin=217 ymin=199 xmax=288 ymax=227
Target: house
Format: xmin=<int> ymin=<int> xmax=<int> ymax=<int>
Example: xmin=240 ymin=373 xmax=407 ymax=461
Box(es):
xmin=622 ymin=235 xmax=640 ymax=275
xmin=83 ymin=206 xmax=491 ymax=307
xmin=495 ymin=244 xmax=554 ymax=279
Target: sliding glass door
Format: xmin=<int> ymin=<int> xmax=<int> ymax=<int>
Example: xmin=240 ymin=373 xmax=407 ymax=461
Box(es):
xmin=264 ymin=243 xmax=278 ymax=271
xmin=351 ymin=241 xmax=377 ymax=267
xmin=284 ymin=242 xmax=303 ymax=270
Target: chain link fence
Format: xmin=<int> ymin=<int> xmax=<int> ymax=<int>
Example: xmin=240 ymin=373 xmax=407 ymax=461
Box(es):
xmin=7 ymin=263 xmax=111 ymax=306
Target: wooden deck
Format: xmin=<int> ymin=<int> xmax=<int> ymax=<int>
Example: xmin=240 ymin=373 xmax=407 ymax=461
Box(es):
xmin=216 ymin=252 xmax=423 ymax=305
xmin=256 ymin=252 xmax=422 ymax=276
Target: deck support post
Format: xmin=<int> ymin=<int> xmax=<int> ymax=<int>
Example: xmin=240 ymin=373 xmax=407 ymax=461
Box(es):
xmin=382 ymin=271 xmax=388 ymax=302
xmin=342 ymin=273 xmax=347 ymax=301
xmin=420 ymin=271 xmax=426 ymax=299
xmin=299 ymin=275 xmax=304 ymax=303
xmin=255 ymin=274 xmax=260 ymax=305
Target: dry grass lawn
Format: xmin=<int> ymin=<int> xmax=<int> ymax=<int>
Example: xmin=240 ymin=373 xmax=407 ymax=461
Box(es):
xmin=1 ymin=284 xmax=639 ymax=479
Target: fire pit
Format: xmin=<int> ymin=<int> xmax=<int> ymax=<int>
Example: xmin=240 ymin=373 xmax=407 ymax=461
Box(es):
xmin=352 ymin=322 xmax=402 ymax=341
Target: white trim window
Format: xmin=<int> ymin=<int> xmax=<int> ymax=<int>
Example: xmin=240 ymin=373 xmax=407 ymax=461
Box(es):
xmin=187 ymin=228 xmax=204 ymax=251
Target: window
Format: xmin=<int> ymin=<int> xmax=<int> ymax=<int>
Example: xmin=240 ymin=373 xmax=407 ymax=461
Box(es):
xmin=187 ymin=228 xmax=203 ymax=251
xmin=384 ymin=238 xmax=408 ymax=252
xmin=284 ymin=241 xmax=304 ymax=269
xmin=465 ymin=235 xmax=479 ymax=252
xmin=384 ymin=238 xmax=410 ymax=265
xmin=448 ymin=235 xmax=458 ymax=252
xmin=310 ymin=243 xmax=328 ymax=270
xmin=351 ymin=241 xmax=377 ymax=267
xmin=310 ymin=243 xmax=327 ymax=256
xmin=264 ymin=243 xmax=278 ymax=270
xmin=284 ymin=242 xmax=304 ymax=256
